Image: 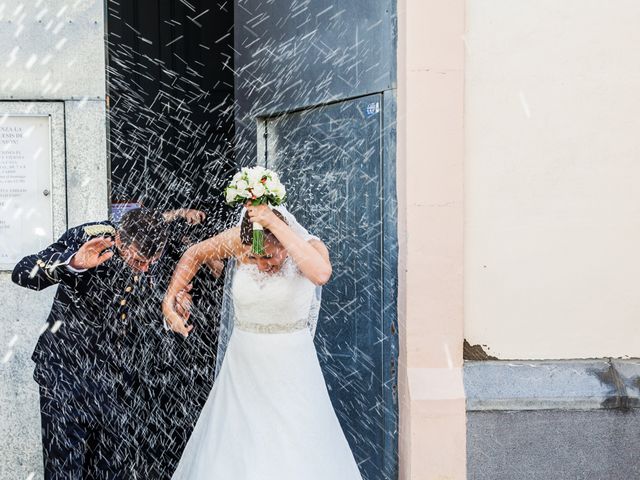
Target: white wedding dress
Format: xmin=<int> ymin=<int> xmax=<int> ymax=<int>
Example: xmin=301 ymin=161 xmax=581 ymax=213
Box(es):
xmin=171 ymin=257 xmax=363 ymax=480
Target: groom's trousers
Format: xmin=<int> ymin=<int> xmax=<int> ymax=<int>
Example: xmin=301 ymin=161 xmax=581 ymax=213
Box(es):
xmin=37 ymin=365 xmax=130 ymax=480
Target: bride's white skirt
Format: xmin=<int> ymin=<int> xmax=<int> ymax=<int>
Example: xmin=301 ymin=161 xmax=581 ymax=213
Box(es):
xmin=171 ymin=328 xmax=363 ymax=480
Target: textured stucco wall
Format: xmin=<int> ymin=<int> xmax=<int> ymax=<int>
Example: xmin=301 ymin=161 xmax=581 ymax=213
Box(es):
xmin=465 ymin=0 xmax=640 ymax=359
xmin=0 ymin=1 xmax=107 ymax=478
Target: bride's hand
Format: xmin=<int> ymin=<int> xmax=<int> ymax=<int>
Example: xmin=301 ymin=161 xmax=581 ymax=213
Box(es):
xmin=163 ymin=294 xmax=194 ymax=337
xmin=245 ymin=203 xmax=281 ymax=229
xmin=165 ymin=310 xmax=193 ymax=337
xmin=174 ymin=284 xmax=193 ymax=322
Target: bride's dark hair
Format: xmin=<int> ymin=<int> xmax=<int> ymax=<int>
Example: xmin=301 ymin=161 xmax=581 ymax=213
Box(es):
xmin=240 ymin=209 xmax=288 ymax=245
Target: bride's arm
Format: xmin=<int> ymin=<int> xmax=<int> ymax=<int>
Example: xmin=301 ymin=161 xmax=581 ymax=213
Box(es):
xmin=162 ymin=227 xmax=241 ymax=336
xmin=247 ymin=205 xmax=332 ymax=286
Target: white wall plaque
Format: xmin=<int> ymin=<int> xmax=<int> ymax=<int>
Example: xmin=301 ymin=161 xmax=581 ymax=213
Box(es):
xmin=0 ymin=115 xmax=53 ymax=270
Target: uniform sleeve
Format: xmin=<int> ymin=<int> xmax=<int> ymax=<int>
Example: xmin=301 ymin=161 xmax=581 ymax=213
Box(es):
xmin=11 ymin=227 xmax=89 ymax=291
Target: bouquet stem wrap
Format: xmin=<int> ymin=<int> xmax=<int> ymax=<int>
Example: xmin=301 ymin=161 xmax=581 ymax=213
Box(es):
xmin=252 ymin=221 xmax=265 ymax=255
xmin=250 ymin=197 xmax=268 ymax=255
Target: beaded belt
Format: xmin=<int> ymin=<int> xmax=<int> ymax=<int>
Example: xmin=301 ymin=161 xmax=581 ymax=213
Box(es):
xmin=235 ymin=319 xmax=308 ymax=334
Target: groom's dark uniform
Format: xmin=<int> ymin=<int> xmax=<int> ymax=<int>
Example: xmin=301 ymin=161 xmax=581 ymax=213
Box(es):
xmin=133 ymin=219 xmax=224 ymax=479
xmin=12 ymin=220 xmax=169 ymax=480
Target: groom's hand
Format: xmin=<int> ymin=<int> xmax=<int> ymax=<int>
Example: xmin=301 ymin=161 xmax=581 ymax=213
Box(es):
xmin=163 ymin=208 xmax=206 ymax=225
xmin=181 ymin=209 xmax=206 ymax=225
xmin=69 ymin=237 xmax=115 ymax=270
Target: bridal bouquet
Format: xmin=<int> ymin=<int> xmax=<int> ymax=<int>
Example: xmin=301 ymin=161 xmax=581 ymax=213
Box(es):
xmin=225 ymin=166 xmax=286 ymax=254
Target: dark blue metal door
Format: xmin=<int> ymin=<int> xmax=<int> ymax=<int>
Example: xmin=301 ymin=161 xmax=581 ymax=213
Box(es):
xmin=265 ymin=93 xmax=397 ymax=480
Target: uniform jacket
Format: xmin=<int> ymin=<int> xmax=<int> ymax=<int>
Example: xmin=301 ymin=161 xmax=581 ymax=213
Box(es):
xmin=11 ymin=221 xmax=167 ymax=386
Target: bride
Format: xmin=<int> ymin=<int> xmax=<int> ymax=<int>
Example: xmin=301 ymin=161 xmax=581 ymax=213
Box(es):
xmin=162 ymin=202 xmax=363 ymax=480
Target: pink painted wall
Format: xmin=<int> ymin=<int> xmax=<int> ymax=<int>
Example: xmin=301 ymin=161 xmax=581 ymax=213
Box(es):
xmin=397 ymin=0 xmax=467 ymax=478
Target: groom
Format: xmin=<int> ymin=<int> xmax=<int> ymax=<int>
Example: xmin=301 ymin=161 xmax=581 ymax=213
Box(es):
xmin=12 ymin=207 xmax=199 ymax=479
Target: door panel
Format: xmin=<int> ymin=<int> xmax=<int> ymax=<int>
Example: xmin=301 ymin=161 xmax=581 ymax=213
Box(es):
xmin=265 ymin=94 xmax=396 ymax=479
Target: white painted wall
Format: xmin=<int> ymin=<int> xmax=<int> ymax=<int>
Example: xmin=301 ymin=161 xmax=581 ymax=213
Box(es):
xmin=465 ymin=0 xmax=640 ymax=359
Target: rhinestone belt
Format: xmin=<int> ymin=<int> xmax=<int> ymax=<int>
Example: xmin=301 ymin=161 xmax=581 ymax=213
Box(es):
xmin=235 ymin=318 xmax=308 ymax=334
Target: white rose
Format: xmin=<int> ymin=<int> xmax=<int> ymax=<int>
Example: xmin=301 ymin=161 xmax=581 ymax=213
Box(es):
xmin=232 ymin=171 xmax=243 ymax=183
xmin=264 ymin=179 xmax=284 ymax=198
xmin=264 ymin=179 xmax=277 ymax=192
xmin=247 ymin=166 xmax=267 ymax=185
xmin=252 ymin=183 xmax=266 ymax=198
xmin=272 ymin=183 xmax=286 ymax=199
xmin=225 ymin=187 xmax=238 ymax=203
xmin=235 ymin=179 xmax=249 ymax=192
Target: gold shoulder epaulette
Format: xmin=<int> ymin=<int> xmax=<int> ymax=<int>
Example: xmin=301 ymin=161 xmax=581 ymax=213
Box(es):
xmin=83 ymin=225 xmax=116 ymax=237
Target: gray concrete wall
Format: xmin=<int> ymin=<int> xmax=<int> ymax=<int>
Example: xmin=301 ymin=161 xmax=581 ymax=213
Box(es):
xmin=466 ymin=360 xmax=640 ymax=479
xmin=0 ymin=2 xmax=107 ymax=478
xmin=468 ymin=409 xmax=640 ymax=480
